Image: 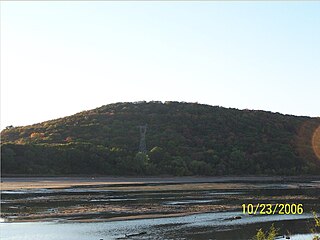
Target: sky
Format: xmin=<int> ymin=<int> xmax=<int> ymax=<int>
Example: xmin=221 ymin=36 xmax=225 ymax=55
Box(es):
xmin=1 ymin=1 xmax=320 ymax=129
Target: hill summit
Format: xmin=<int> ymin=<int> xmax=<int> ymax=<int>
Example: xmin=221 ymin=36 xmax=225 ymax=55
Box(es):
xmin=1 ymin=101 xmax=320 ymax=176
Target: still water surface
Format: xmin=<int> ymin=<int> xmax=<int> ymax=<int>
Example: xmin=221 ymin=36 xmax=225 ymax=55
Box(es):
xmin=1 ymin=178 xmax=319 ymax=240
xmin=0 ymin=212 xmax=317 ymax=240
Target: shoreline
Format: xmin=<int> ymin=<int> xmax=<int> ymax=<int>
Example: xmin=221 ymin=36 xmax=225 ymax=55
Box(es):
xmin=1 ymin=211 xmax=210 ymax=223
xmin=2 ymin=176 xmax=319 ymax=225
xmin=1 ymin=210 xmax=315 ymax=224
xmin=1 ymin=176 xmax=320 ymax=191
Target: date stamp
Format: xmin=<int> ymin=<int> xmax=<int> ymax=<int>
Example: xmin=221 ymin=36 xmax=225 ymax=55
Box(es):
xmin=242 ymin=203 xmax=304 ymax=215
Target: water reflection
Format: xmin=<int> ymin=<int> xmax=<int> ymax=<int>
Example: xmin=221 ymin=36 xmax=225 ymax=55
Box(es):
xmin=0 ymin=212 xmax=317 ymax=240
xmin=1 ymin=179 xmax=320 ymax=239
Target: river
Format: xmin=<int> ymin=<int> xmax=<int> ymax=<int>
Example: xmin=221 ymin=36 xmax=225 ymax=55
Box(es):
xmin=1 ymin=177 xmax=319 ymax=240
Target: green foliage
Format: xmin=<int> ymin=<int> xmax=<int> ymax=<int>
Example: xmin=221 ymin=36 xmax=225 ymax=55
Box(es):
xmin=254 ymin=228 xmax=266 ymax=240
xmin=253 ymin=213 xmax=320 ymax=240
xmin=1 ymin=101 xmax=320 ymax=176
xmin=311 ymin=212 xmax=320 ymax=240
xmin=267 ymin=224 xmax=278 ymax=240
xmin=189 ymin=160 xmax=212 ymax=175
xmin=253 ymin=224 xmax=278 ymax=240
xmin=314 ymin=212 xmax=320 ymax=227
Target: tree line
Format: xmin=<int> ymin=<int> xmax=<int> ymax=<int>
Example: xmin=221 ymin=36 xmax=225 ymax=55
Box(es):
xmin=1 ymin=101 xmax=320 ymax=176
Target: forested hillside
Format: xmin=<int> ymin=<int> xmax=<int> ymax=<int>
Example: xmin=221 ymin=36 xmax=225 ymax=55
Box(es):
xmin=1 ymin=101 xmax=320 ymax=176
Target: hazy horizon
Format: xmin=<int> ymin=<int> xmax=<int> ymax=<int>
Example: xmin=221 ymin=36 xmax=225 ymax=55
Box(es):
xmin=1 ymin=2 xmax=319 ymax=129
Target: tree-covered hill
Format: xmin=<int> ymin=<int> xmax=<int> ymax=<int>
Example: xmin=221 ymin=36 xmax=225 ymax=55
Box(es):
xmin=1 ymin=101 xmax=320 ymax=176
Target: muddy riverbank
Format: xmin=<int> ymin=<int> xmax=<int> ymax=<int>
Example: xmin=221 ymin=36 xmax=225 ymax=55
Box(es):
xmin=1 ymin=177 xmax=320 ymax=239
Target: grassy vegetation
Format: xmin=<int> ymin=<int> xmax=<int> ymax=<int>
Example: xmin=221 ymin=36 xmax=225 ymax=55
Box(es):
xmin=253 ymin=212 xmax=320 ymax=240
xmin=311 ymin=212 xmax=320 ymax=240
xmin=253 ymin=224 xmax=278 ymax=240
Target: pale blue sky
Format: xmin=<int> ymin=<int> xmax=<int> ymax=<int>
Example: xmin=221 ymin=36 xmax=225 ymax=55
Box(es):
xmin=1 ymin=1 xmax=320 ymax=129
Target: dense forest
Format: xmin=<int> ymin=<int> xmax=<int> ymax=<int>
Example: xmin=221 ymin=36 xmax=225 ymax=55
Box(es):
xmin=1 ymin=101 xmax=320 ymax=176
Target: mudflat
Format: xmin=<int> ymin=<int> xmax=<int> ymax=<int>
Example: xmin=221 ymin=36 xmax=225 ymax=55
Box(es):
xmin=1 ymin=176 xmax=316 ymax=191
xmin=1 ymin=176 xmax=320 ymax=223
xmin=1 ymin=176 xmax=320 ymax=240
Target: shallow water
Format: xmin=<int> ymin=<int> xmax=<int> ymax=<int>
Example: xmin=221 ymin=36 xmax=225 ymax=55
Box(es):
xmin=0 ymin=212 xmax=317 ymax=240
xmin=1 ymin=178 xmax=320 ymax=239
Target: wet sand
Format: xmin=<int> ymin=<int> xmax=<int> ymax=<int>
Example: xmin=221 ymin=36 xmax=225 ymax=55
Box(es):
xmin=1 ymin=176 xmax=318 ymax=191
xmin=1 ymin=177 xmax=320 ymax=239
xmin=1 ymin=176 xmax=320 ymax=223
